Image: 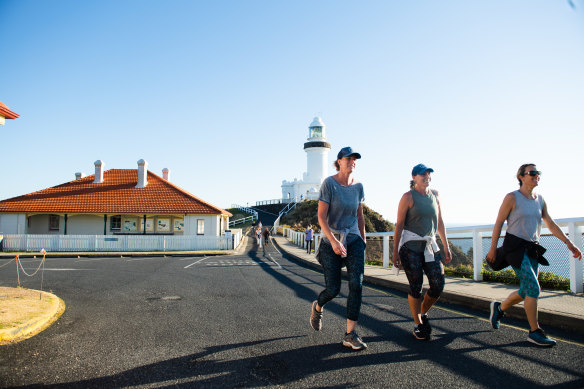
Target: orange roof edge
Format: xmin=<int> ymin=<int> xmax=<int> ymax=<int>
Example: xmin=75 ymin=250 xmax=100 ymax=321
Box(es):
xmin=0 ymin=101 xmax=19 ymax=119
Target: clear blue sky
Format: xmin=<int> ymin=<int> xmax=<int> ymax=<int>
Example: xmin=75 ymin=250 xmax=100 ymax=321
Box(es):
xmin=1 ymin=1 xmax=583 ymax=225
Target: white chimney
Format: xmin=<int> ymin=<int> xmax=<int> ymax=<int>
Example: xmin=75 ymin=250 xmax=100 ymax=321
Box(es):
xmin=162 ymin=168 xmax=170 ymax=181
xmin=93 ymin=160 xmax=104 ymax=184
xmin=136 ymin=159 xmax=148 ymax=188
xmin=75 ymin=172 xmax=85 ymax=180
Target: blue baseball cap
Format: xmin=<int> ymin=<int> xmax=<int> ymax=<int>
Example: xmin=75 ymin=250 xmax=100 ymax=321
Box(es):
xmin=411 ymin=163 xmax=434 ymax=176
xmin=337 ymin=146 xmax=362 ymax=160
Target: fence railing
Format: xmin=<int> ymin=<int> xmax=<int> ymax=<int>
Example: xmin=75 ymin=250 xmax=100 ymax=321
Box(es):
xmin=229 ymin=205 xmax=258 ymax=227
xmin=255 ymin=198 xmax=294 ymax=205
xmin=2 ymin=230 xmax=243 ymax=252
xmin=229 ymin=215 xmax=256 ymax=227
xmin=280 ymin=217 xmax=584 ymax=293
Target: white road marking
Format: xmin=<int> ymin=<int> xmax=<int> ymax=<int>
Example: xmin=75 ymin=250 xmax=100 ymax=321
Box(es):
xmin=184 ymin=256 xmax=209 ymax=268
xmin=267 ymin=254 xmax=282 ymax=269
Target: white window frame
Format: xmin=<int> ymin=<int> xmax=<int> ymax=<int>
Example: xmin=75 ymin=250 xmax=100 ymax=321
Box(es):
xmin=197 ymin=219 xmax=204 ymax=235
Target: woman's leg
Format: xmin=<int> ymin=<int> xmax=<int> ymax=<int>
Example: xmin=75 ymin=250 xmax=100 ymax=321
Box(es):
xmin=316 ymin=240 xmax=342 ymax=311
xmin=505 ymin=254 xmax=540 ymax=330
xmin=421 ymin=255 xmax=445 ymax=314
xmin=344 ymin=235 xmax=365 ymax=326
xmin=399 ymin=246 xmax=425 ymax=324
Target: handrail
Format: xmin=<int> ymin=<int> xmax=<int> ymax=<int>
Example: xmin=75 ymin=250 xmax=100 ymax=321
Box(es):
xmin=229 ymin=204 xmax=258 ymax=227
xmin=279 ymin=217 xmax=584 ymax=293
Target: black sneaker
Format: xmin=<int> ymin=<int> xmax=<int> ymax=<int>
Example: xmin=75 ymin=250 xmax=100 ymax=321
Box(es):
xmin=490 ymin=301 xmax=505 ymax=329
xmin=413 ymin=325 xmax=429 ymax=340
xmin=310 ymin=300 xmax=323 ymax=331
xmin=421 ymin=313 xmax=432 ymax=336
xmin=528 ymin=328 xmax=557 ymax=347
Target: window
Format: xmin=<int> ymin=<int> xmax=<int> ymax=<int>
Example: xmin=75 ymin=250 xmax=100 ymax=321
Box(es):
xmin=110 ymin=215 xmax=121 ymax=231
xmin=309 ymin=126 xmax=322 ymax=138
xmin=197 ymin=219 xmax=205 ymax=235
xmin=49 ymin=215 xmax=59 ymax=230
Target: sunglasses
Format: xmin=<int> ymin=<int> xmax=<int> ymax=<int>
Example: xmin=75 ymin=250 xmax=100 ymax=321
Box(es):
xmin=521 ymin=170 xmax=542 ymax=177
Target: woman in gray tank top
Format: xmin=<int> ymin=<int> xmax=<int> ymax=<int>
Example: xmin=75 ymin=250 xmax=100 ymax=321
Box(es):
xmin=486 ymin=163 xmax=582 ymax=347
xmin=393 ymin=164 xmax=452 ymax=341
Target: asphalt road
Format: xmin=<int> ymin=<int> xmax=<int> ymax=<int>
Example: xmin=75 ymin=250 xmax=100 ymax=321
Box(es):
xmin=1 ymin=238 xmax=583 ymax=388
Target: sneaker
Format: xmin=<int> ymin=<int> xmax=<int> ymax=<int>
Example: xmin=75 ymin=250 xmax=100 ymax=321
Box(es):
xmin=489 ymin=301 xmax=505 ymax=329
xmin=310 ymin=300 xmax=323 ymax=331
xmin=413 ymin=325 xmax=429 ymax=341
xmin=342 ymin=331 xmax=367 ymax=350
xmin=421 ymin=313 xmax=432 ymax=336
xmin=528 ymin=328 xmax=557 ymax=347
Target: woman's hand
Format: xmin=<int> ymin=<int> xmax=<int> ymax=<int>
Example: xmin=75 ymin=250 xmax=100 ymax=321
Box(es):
xmin=485 ymin=247 xmax=497 ymax=263
xmin=393 ymin=252 xmax=400 ymax=269
xmin=567 ymin=241 xmax=582 ymax=260
xmin=443 ymin=245 xmax=452 ymax=264
xmin=331 ymin=239 xmax=347 ymax=257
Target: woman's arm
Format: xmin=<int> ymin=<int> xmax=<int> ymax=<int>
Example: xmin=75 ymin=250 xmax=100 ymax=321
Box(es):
xmin=434 ymin=190 xmax=452 ymax=264
xmin=542 ymin=200 xmax=582 ymax=260
xmin=486 ymin=193 xmax=515 ymax=263
xmin=392 ymin=192 xmax=412 ymax=267
xmin=318 ymin=200 xmax=346 ymax=256
xmin=357 ymin=203 xmax=366 ymax=241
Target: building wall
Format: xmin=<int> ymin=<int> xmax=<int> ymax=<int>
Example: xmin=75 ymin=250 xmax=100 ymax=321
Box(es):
xmin=0 ymin=213 xmax=26 ymax=234
xmin=1 ymin=213 xmax=223 ymax=236
xmin=68 ymin=215 xmax=104 ymax=235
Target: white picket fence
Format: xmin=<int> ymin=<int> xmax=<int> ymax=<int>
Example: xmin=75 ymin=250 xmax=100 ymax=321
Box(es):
xmin=1 ymin=231 xmax=242 ymax=252
xmin=280 ymin=217 xmax=584 ymax=293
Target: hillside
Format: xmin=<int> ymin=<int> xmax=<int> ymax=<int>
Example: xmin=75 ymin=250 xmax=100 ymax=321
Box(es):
xmin=280 ymin=200 xmax=394 ymax=233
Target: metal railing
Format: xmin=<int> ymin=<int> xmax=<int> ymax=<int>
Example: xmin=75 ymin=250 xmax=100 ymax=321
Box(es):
xmin=229 ymin=204 xmax=258 ymax=227
xmin=255 ymin=198 xmax=294 ymax=205
xmin=280 ymin=217 xmax=584 ymax=293
xmin=272 ymin=200 xmax=298 ymax=235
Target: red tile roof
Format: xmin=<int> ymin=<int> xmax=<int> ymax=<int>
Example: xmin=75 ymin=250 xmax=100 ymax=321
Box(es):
xmin=0 ymin=169 xmax=232 ymax=216
xmin=0 ymin=101 xmax=19 ymax=119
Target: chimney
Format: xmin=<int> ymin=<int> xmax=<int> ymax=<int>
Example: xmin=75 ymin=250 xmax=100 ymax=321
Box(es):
xmin=75 ymin=172 xmax=85 ymax=180
xmin=136 ymin=159 xmax=148 ymax=188
xmin=93 ymin=160 xmax=104 ymax=184
xmin=162 ymin=168 xmax=170 ymax=181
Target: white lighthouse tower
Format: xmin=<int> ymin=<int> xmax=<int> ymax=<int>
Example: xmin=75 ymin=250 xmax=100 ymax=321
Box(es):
xmin=281 ymin=117 xmax=331 ymax=202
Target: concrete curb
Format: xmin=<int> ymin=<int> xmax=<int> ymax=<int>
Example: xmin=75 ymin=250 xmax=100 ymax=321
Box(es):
xmin=272 ymin=238 xmax=584 ymax=334
xmin=0 ymin=290 xmax=66 ymax=345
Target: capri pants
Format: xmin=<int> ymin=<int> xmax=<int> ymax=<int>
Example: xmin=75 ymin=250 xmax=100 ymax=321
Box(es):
xmin=399 ymin=245 xmax=445 ymax=299
xmin=512 ymin=253 xmax=540 ymax=299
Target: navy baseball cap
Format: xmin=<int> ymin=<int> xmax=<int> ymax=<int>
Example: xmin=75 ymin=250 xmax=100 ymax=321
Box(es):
xmin=411 ymin=163 xmax=434 ymax=176
xmin=337 ymin=146 xmax=362 ymax=160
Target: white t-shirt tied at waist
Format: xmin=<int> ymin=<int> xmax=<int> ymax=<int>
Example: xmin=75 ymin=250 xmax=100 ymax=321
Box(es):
xmin=398 ymin=229 xmax=439 ymax=263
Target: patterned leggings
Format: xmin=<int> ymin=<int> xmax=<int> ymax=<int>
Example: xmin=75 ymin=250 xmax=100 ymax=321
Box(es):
xmin=399 ymin=246 xmax=445 ymax=299
xmin=513 ymin=253 xmax=540 ymax=299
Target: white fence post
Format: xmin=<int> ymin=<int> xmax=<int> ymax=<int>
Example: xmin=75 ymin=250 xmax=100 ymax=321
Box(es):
xmin=383 ymin=235 xmax=390 ymax=268
xmin=568 ymin=222 xmax=583 ymax=293
xmin=472 ymin=229 xmax=484 ymax=281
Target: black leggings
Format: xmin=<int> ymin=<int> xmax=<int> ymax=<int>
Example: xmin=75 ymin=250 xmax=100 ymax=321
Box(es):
xmin=399 ymin=246 xmax=445 ymax=299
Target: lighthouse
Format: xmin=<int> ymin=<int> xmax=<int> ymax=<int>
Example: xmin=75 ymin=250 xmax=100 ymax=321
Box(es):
xmin=281 ymin=117 xmax=331 ymax=202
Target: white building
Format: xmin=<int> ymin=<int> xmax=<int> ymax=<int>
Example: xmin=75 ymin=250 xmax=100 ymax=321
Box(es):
xmin=0 ymin=159 xmax=232 ymax=237
xmin=281 ymin=117 xmax=331 ymax=201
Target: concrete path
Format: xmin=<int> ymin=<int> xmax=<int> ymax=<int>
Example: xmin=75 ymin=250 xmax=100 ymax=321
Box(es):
xmin=272 ymin=235 xmax=584 ymax=333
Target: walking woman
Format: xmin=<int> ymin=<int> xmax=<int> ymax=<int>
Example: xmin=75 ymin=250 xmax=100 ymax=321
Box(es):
xmin=393 ymin=164 xmax=452 ymax=340
xmin=486 ymin=164 xmax=581 ymax=346
xmin=309 ymin=146 xmax=367 ymax=350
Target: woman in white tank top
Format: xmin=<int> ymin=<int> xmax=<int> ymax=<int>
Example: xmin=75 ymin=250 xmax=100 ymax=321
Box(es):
xmin=486 ymin=164 xmax=582 ymax=347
